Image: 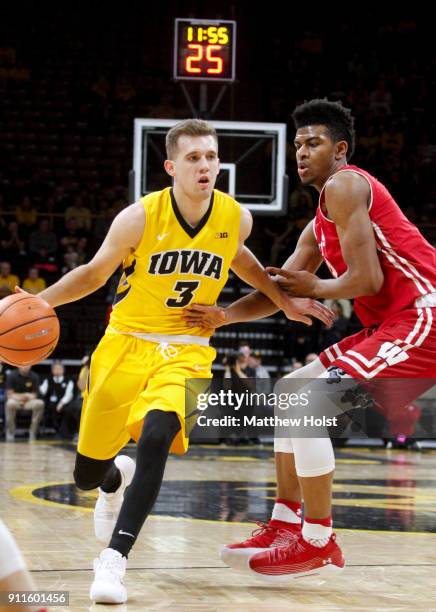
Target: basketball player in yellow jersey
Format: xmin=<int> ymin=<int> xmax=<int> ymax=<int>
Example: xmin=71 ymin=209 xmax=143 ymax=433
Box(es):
xmin=28 ymin=119 xmax=334 ymax=604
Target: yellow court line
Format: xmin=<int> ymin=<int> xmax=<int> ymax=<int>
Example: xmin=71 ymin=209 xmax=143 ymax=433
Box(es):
xmin=9 ymin=481 xmax=436 ymax=536
xmin=10 ymin=482 xmax=94 ymax=513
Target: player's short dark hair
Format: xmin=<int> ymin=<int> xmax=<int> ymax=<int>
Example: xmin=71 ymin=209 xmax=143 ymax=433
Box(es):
xmin=166 ymin=119 xmax=218 ymax=159
xmin=292 ymin=99 xmax=356 ymax=159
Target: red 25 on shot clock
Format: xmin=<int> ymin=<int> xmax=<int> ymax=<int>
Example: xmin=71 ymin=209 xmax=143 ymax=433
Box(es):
xmin=173 ymin=18 xmax=236 ymax=82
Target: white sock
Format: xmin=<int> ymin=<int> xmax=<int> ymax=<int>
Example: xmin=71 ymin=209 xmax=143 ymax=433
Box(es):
xmin=271 ymin=501 xmax=301 ymax=524
xmin=302 ymin=520 xmax=332 ymax=547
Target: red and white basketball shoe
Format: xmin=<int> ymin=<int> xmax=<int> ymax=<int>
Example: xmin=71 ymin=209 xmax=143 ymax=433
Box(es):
xmin=248 ymin=533 xmax=345 ymax=583
xmin=220 ymin=520 xmax=301 ymax=570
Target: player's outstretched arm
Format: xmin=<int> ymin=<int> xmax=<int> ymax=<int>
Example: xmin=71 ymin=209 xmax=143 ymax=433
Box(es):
xmin=184 ymin=219 xmax=333 ymax=328
xmin=231 ymin=245 xmax=333 ymax=326
xmin=268 ymin=173 xmax=384 ymax=300
xmin=37 ymin=203 xmax=145 ymax=308
xmin=228 ymin=218 xmax=324 ymax=321
xmin=230 ymin=207 xmax=305 ymax=316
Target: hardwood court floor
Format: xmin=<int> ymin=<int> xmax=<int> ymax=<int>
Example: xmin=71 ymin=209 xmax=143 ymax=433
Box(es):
xmin=1 ymin=440 xmax=436 ymax=611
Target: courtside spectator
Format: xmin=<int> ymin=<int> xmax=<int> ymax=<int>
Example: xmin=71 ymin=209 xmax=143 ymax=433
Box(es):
xmin=0 ymin=261 xmax=19 ymax=297
xmin=22 ymin=267 xmax=46 ymax=295
xmin=14 ymin=195 xmax=37 ymax=231
xmin=60 ymin=217 xmax=88 ymax=252
xmin=64 ymin=196 xmax=92 ymax=231
xmin=39 ymin=361 xmax=74 ymax=433
xmin=28 ymin=218 xmax=58 ymax=260
xmin=5 ymin=366 xmax=44 ymax=442
xmin=1 ymin=221 xmax=26 ymax=261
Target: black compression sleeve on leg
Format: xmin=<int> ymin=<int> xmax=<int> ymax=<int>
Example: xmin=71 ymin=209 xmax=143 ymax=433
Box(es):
xmin=109 ymin=410 xmax=181 ymax=557
xmin=74 ymin=452 xmax=120 ymax=491
xmin=101 ymin=462 xmax=122 ymax=493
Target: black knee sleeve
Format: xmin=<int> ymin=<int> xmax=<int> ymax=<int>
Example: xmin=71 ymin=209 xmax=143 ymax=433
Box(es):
xmin=73 ymin=452 xmax=116 ymax=490
xmin=137 ymin=410 xmax=181 ymax=455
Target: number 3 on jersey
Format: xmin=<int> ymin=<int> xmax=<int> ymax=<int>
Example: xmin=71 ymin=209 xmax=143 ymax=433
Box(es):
xmin=166 ymin=280 xmax=200 ymax=308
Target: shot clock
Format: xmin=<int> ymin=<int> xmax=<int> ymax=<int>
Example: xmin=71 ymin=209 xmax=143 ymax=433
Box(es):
xmin=173 ymin=18 xmax=236 ymax=82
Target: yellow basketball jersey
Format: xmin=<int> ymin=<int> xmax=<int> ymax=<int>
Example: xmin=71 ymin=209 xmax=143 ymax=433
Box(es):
xmin=109 ymin=187 xmax=241 ymax=337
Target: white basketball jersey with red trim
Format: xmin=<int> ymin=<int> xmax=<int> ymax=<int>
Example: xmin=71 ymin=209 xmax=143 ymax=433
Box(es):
xmin=314 ymin=164 xmax=436 ymax=327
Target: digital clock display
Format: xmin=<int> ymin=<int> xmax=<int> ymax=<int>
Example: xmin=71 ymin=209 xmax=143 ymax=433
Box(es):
xmin=174 ymin=18 xmax=236 ymax=82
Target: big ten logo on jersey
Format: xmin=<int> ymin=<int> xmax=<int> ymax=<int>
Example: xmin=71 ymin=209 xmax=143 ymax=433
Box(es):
xmin=148 ymin=249 xmax=223 ymax=279
xmin=377 ymin=342 xmax=410 ymax=366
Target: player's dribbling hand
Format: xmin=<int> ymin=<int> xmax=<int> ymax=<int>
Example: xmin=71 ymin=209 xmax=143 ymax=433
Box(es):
xmin=280 ymin=295 xmax=335 ymax=327
xmin=183 ymin=304 xmax=227 ymax=330
xmin=15 ymin=285 xmax=51 ymax=306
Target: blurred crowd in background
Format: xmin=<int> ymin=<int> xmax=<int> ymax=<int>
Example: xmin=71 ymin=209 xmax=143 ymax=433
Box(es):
xmin=0 ymin=7 xmax=435 ymax=371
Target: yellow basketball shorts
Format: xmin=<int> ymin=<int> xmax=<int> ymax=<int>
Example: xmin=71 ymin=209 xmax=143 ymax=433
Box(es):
xmin=77 ymin=330 xmax=216 ymax=460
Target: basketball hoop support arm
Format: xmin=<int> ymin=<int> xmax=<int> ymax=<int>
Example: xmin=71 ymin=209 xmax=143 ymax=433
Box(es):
xmin=179 ymin=82 xmax=230 ymax=119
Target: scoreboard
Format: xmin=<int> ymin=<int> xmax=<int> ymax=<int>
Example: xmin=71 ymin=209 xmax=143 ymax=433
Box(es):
xmin=173 ymin=18 xmax=236 ymax=82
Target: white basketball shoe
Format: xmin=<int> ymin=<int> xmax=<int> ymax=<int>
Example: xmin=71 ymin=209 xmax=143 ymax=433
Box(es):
xmin=94 ymin=455 xmax=135 ymax=545
xmin=90 ymin=547 xmax=127 ymax=603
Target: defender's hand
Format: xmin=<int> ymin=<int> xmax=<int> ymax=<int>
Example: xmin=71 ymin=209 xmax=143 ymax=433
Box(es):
xmin=280 ymin=295 xmax=335 ymax=327
xmin=266 ymin=267 xmax=320 ymax=298
xmin=183 ymin=304 xmax=227 ymax=329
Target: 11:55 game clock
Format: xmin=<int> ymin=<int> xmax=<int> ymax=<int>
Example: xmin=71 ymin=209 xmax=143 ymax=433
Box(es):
xmin=173 ymin=18 xmax=236 ymax=82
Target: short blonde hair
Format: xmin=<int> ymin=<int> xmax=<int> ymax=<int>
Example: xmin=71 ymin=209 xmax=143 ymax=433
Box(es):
xmin=165 ymin=119 xmax=218 ymax=159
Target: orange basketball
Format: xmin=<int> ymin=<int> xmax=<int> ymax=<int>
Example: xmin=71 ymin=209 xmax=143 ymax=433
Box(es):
xmin=0 ymin=293 xmax=60 ymax=366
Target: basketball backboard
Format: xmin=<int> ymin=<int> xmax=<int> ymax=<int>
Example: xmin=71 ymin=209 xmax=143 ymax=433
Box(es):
xmin=132 ymin=119 xmax=288 ymax=214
